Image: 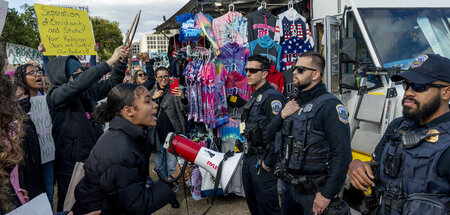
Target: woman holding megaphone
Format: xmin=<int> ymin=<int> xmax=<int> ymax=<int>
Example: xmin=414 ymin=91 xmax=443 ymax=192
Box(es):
xmin=72 ymin=84 xmax=177 ymax=215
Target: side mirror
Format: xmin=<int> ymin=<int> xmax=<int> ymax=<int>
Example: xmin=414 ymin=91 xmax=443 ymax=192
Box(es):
xmin=340 ymin=38 xmax=356 ymax=63
xmin=340 ymin=73 xmax=358 ymax=90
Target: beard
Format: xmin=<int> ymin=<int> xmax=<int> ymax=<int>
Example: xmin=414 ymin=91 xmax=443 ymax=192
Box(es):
xmin=402 ymin=94 xmax=441 ymax=123
xmin=293 ymin=78 xmax=312 ymax=90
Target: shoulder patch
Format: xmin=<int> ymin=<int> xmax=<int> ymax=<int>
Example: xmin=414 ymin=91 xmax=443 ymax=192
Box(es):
xmin=271 ymin=100 xmax=282 ymax=115
xmin=336 ymin=104 xmax=349 ymax=124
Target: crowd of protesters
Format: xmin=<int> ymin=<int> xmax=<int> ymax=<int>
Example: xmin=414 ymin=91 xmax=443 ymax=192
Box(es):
xmin=0 ymin=41 xmax=185 ymax=214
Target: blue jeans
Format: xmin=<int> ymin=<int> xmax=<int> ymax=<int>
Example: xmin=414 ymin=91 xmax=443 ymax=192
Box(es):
xmin=281 ymin=181 xmax=315 ymax=215
xmin=153 ymin=148 xmax=177 ymax=179
xmin=42 ymin=161 xmax=54 ymax=209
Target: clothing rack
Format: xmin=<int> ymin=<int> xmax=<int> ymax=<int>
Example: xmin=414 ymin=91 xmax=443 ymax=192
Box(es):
xmin=256 ymin=0 xmax=303 ymax=7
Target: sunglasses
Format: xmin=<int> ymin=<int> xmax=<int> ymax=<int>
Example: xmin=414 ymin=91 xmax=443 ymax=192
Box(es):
xmin=25 ymin=70 xmax=43 ymax=76
xmin=157 ymin=75 xmax=170 ymax=80
xmin=137 ymin=73 xmax=146 ymax=77
xmin=402 ymin=81 xmax=449 ymax=92
xmin=245 ymin=68 xmax=268 ymax=74
xmin=292 ymin=65 xmax=317 ymax=74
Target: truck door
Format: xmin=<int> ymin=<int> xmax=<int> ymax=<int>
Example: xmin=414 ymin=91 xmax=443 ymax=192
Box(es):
xmin=324 ymin=16 xmax=341 ymax=95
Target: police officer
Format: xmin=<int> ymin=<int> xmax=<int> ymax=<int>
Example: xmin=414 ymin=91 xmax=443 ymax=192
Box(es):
xmin=272 ymin=52 xmax=352 ymax=215
xmin=240 ymin=55 xmax=285 ymax=215
xmin=349 ymin=54 xmax=450 ymax=215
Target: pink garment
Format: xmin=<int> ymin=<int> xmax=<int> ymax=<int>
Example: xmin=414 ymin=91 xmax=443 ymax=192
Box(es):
xmin=212 ymin=11 xmax=248 ymax=48
xmin=5 ymin=70 xmax=15 ymax=78
xmin=225 ymin=70 xmax=252 ymax=101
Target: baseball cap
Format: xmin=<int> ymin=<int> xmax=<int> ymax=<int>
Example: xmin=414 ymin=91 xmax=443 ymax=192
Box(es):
xmin=391 ymin=54 xmax=450 ymax=84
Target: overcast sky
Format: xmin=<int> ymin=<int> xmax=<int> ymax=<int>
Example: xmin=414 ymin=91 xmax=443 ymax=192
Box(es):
xmin=7 ymin=0 xmax=189 ymax=43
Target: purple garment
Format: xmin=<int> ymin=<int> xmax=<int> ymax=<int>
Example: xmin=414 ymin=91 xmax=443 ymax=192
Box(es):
xmin=218 ymin=42 xmax=250 ymax=76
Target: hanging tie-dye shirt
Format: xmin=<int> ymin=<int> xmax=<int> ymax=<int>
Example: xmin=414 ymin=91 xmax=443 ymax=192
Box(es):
xmin=212 ymin=11 xmax=248 ymax=48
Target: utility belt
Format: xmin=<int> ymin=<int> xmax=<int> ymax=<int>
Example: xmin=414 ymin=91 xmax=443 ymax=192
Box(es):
xmin=278 ymin=171 xmax=327 ymax=195
xmin=235 ymin=138 xmax=269 ymax=155
xmin=246 ymin=146 xmax=266 ymax=155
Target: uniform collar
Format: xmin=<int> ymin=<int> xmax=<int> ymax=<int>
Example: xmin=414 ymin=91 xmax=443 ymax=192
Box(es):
xmin=297 ymin=82 xmax=327 ymax=104
xmin=424 ymin=111 xmax=450 ymax=128
xmin=252 ymin=81 xmax=271 ymax=97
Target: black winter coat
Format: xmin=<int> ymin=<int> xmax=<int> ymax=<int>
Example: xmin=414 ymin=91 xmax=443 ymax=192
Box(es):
xmin=46 ymin=56 xmax=126 ymax=176
xmin=72 ymin=117 xmax=174 ymax=215
xmin=19 ymin=118 xmax=46 ymax=199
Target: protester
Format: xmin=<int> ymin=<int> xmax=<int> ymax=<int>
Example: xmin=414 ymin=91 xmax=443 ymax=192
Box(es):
xmin=0 ymin=73 xmax=26 ymax=214
xmin=13 ymin=81 xmax=46 ymax=200
xmin=46 ymin=45 xmax=129 ymax=211
xmin=133 ymin=69 xmax=147 ymax=84
xmin=151 ymin=67 xmax=188 ymax=178
xmin=14 ymin=63 xmax=54 ymax=206
xmin=73 ymin=84 xmax=177 ymax=214
xmin=139 ymin=52 xmax=157 ymax=89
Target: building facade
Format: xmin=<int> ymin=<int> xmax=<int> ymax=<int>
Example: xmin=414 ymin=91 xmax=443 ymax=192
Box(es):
xmin=139 ymin=32 xmax=174 ymax=54
xmin=131 ymin=42 xmax=140 ymax=58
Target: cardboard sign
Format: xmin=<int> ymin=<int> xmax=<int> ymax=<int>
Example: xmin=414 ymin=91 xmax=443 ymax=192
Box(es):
xmin=34 ymin=4 xmax=97 ymax=56
xmin=6 ymin=193 xmax=52 ymax=215
xmin=6 ymin=43 xmax=43 ymax=65
xmin=52 ymin=4 xmax=89 ymax=14
xmin=30 ymin=96 xmax=55 ymax=164
xmin=0 ymin=0 xmax=7 ymax=36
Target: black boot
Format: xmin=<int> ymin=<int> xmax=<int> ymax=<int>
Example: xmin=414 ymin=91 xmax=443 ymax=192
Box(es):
xmin=169 ymin=196 xmax=180 ymax=208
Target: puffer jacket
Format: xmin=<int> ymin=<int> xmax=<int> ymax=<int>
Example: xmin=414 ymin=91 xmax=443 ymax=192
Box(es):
xmin=46 ymin=56 xmax=126 ymax=176
xmin=72 ymin=117 xmax=174 ymax=215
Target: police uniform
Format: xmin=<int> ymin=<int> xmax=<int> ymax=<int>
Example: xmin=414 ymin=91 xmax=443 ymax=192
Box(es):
xmin=371 ymin=113 xmax=450 ymax=215
xmin=370 ymin=54 xmax=450 ymax=214
xmin=275 ymin=82 xmax=352 ymax=215
xmin=241 ymin=82 xmax=285 ymax=215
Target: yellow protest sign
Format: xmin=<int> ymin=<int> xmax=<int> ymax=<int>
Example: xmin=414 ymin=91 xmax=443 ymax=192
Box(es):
xmin=34 ymin=4 xmax=97 ymax=56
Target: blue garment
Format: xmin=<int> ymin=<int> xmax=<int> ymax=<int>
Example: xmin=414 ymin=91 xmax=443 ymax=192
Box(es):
xmin=218 ymin=42 xmax=250 ymax=76
xmin=89 ymin=55 xmax=97 ymax=67
xmin=176 ymin=13 xmax=202 ymax=43
xmin=281 ymin=181 xmax=315 ymax=215
xmin=249 ymin=35 xmax=282 ymax=71
xmin=280 ymin=36 xmax=312 ymax=72
xmin=378 ymin=118 xmax=450 ymax=215
xmin=42 ymin=56 xmax=50 ymax=77
xmin=153 ymin=146 xmax=177 ymax=180
xmin=42 ymin=161 xmax=54 ymax=208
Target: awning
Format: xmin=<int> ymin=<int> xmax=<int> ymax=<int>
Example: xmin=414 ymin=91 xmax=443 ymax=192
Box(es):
xmin=154 ymin=0 xmax=296 ymax=32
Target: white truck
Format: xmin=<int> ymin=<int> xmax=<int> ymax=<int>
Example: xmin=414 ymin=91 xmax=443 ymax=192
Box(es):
xmin=310 ymin=0 xmax=450 ymax=211
xmin=311 ymin=0 xmax=450 ymax=161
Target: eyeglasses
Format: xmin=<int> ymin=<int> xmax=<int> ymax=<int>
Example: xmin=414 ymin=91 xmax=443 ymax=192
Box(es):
xmin=245 ymin=68 xmax=268 ymax=74
xmin=292 ymin=65 xmax=317 ymax=74
xmin=25 ymin=70 xmax=43 ymax=76
xmin=157 ymin=75 xmax=169 ymax=80
xmin=402 ymin=81 xmax=449 ymax=92
xmin=137 ymin=73 xmax=146 ymax=77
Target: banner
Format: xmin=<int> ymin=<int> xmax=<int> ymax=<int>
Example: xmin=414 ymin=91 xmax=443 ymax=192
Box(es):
xmin=34 ymin=4 xmax=97 ymax=56
xmin=0 ymin=0 xmax=7 ymax=36
xmin=6 ymin=43 xmax=43 ymax=65
xmin=30 ymin=96 xmax=55 ymax=164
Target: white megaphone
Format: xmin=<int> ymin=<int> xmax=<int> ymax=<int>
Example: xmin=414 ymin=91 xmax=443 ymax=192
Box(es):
xmin=164 ymin=132 xmax=243 ymax=191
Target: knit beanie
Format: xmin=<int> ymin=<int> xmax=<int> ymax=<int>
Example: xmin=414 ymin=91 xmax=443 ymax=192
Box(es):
xmin=66 ymin=58 xmax=83 ymax=78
